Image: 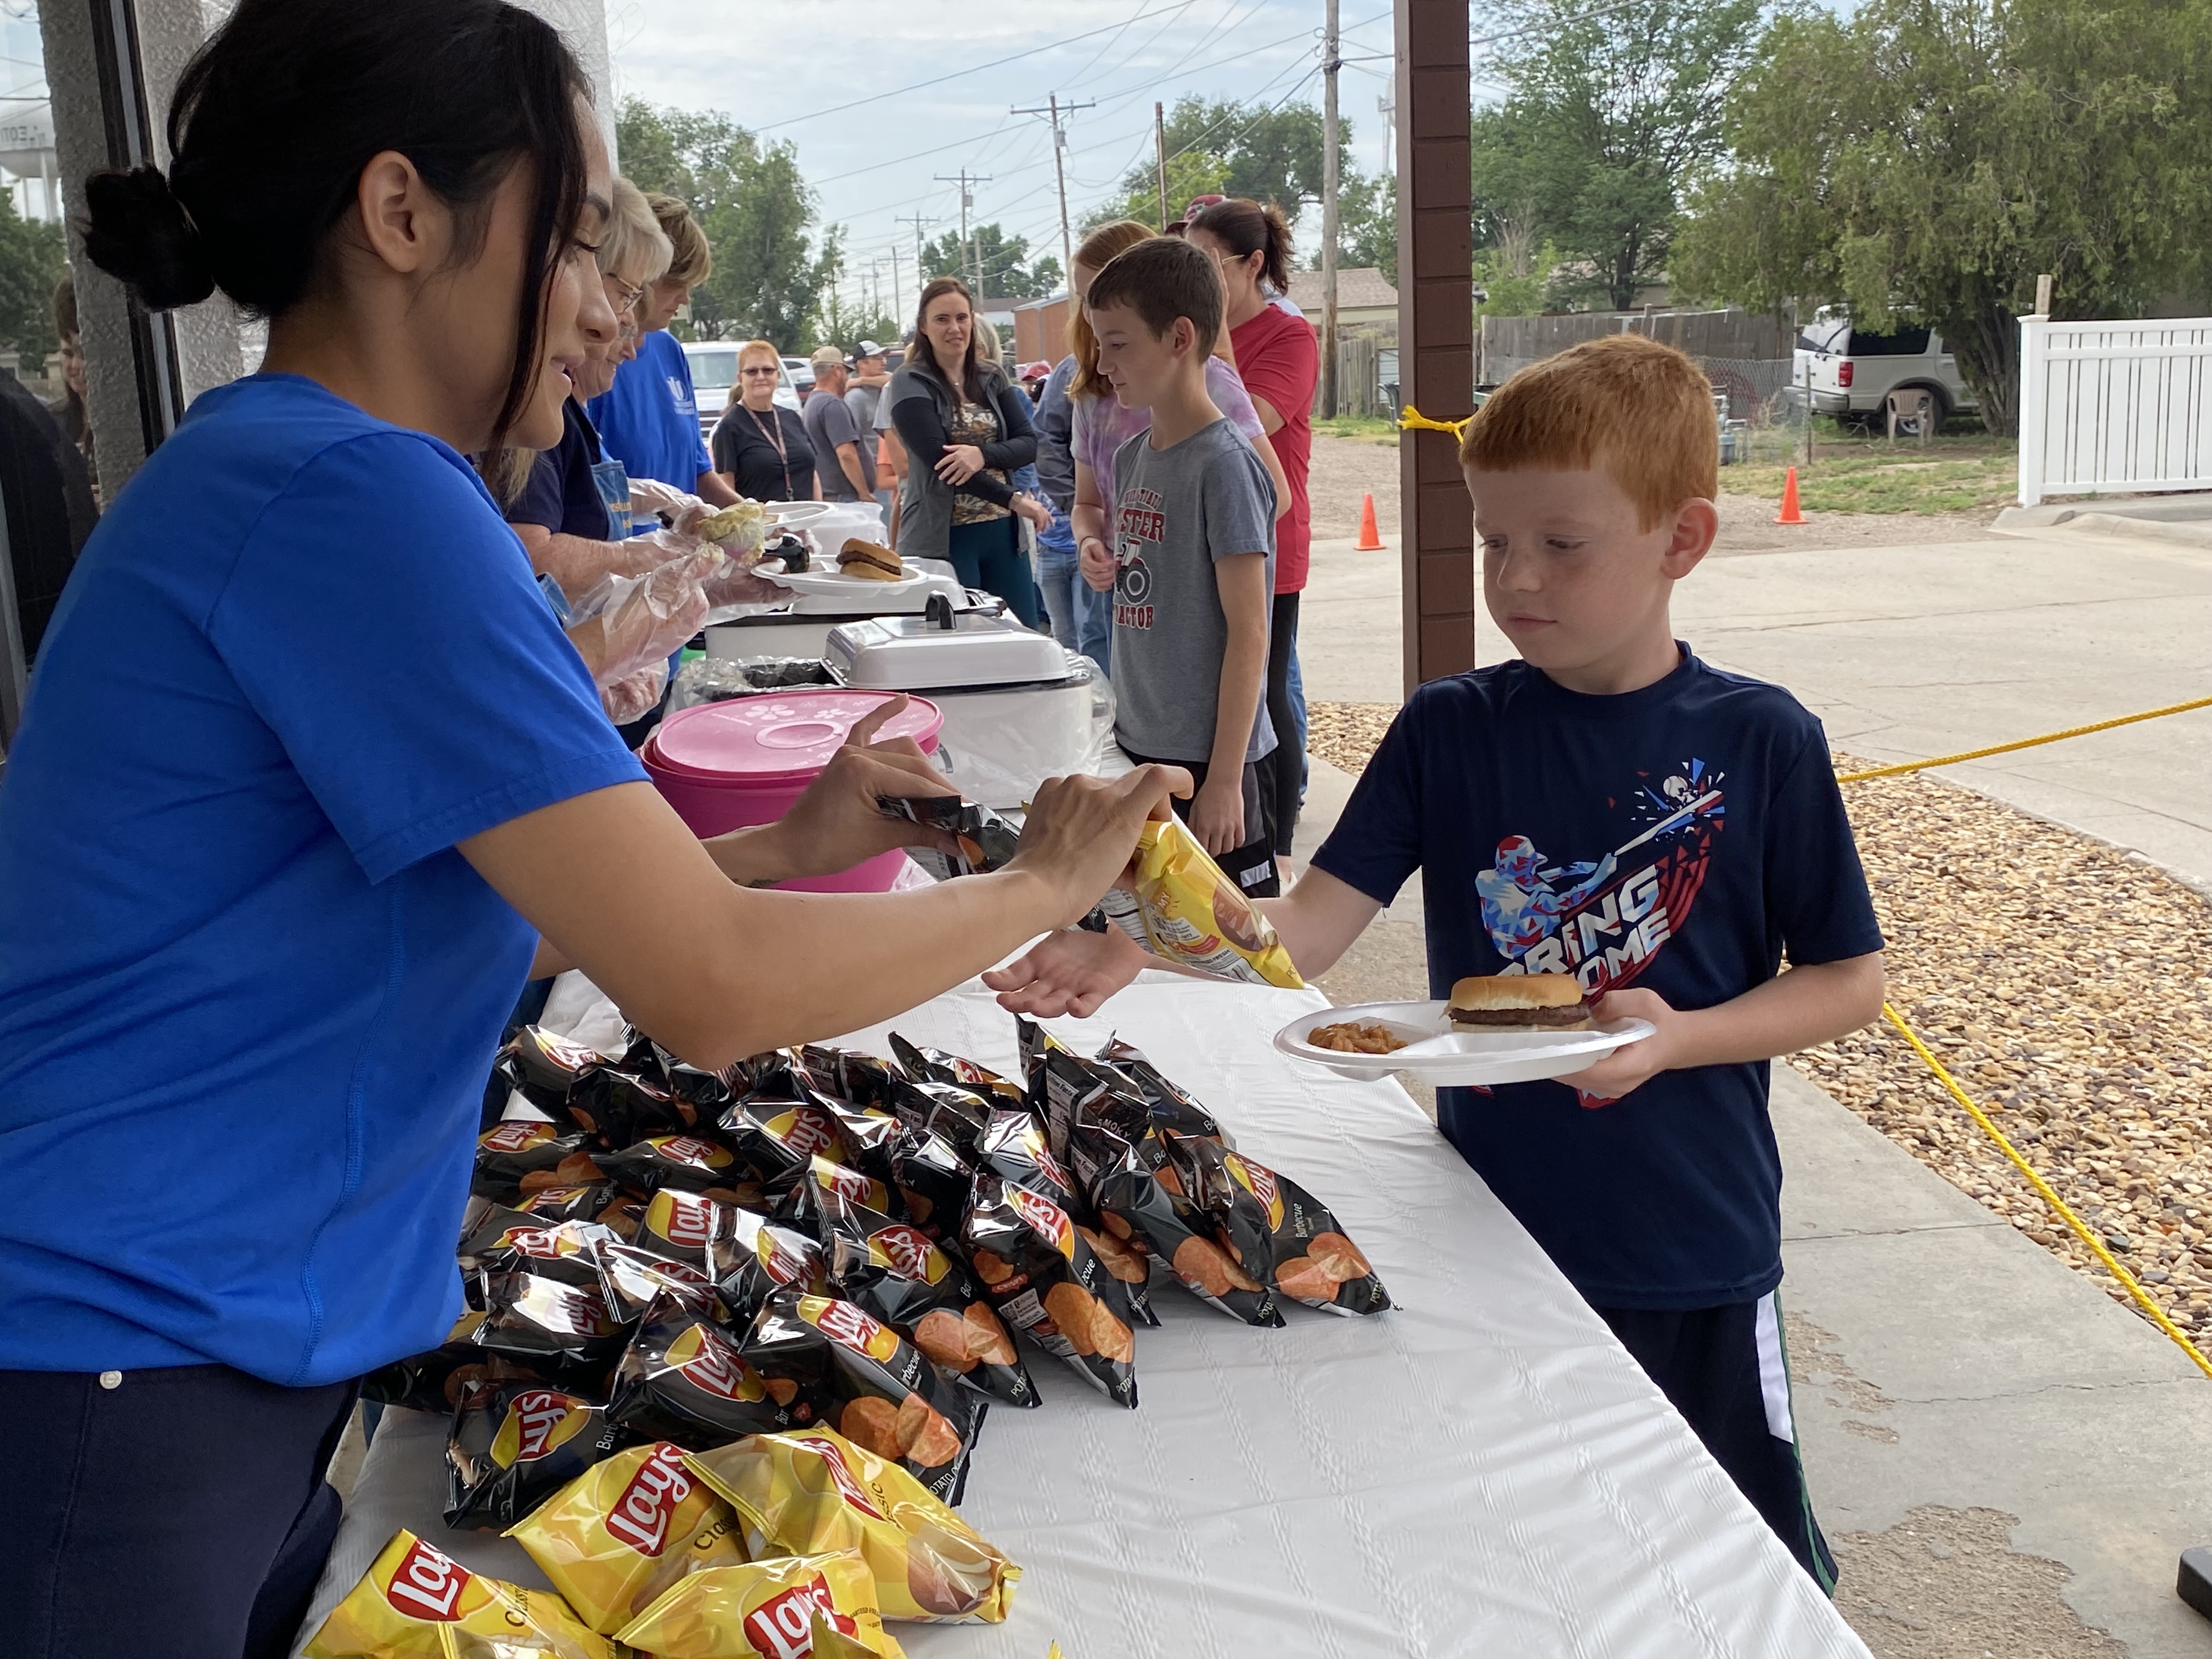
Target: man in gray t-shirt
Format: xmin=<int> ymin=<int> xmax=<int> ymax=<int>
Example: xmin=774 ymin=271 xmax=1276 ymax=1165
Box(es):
xmin=803 ymin=347 xmax=876 ymax=503
xmin=1108 ymin=417 xmax=1277 ymax=766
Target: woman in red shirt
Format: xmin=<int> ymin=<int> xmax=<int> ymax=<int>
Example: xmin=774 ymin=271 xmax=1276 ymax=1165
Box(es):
xmin=1187 ymin=198 xmax=1316 ymax=859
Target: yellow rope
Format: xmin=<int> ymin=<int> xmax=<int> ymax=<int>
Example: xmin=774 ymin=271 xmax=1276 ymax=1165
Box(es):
xmin=1880 ymin=1004 xmax=2212 ymax=1378
xmin=1398 ymin=404 xmax=1475 ymax=439
xmin=1836 ymin=695 xmax=2212 ymax=782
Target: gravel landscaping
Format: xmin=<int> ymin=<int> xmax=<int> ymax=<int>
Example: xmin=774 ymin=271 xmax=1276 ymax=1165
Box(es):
xmin=1306 ymin=703 xmax=2212 ymax=1341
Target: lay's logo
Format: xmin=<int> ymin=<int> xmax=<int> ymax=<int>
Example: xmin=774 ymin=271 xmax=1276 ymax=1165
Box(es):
xmin=381 ymin=1536 xmax=476 ymax=1622
xmin=745 ymin=1573 xmax=857 ymax=1659
xmin=867 ymin=1224 xmax=947 ymax=1284
xmin=1034 ymin=1144 xmax=1077 ymax=1196
xmin=765 ymin=1106 xmax=841 ymax=1160
xmin=489 ymin=1389 xmax=589 ymax=1466
xmin=793 ymin=1435 xmax=885 ymax=1518
xmin=1008 ymin=1185 xmax=1075 ymax=1259
xmin=754 ymin=1227 xmax=814 ymax=1287
xmin=497 ymin=1225 xmax=572 ymax=1261
xmin=1226 ymin=1153 xmax=1285 ymax=1231
xmin=652 ymin=1135 xmax=731 ymax=1171
xmin=648 ymin=1189 xmax=719 ymax=1251
xmin=480 ymin=1121 xmax=553 ymax=1154
xmin=603 ymin=1443 xmax=693 ymax=1556
xmin=665 ymin=1324 xmax=764 ymax=1402
xmin=797 ymin=1295 xmax=901 ymax=1363
xmin=810 ymin=1156 xmax=884 ymax=1210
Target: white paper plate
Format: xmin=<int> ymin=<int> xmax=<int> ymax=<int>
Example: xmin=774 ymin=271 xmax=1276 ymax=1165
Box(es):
xmin=766 ymin=566 xmax=934 ymax=600
xmin=1274 ymin=1000 xmax=1655 ymax=1087
xmin=761 ymin=500 xmax=833 ymax=528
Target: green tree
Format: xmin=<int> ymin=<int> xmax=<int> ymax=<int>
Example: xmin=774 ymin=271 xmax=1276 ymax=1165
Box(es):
xmin=1101 ymin=96 xmax=1330 ymax=228
xmin=1088 ymin=150 xmax=1231 ymax=233
xmin=918 ymin=223 xmax=1061 ymax=299
xmin=1676 ymin=0 xmax=2212 ymax=434
xmin=1469 ymin=0 xmax=1762 ymax=311
xmin=0 ymin=195 xmax=67 ymax=364
xmin=1325 ymin=172 xmax=1398 ymax=286
xmin=616 ymin=98 xmax=837 ymax=346
xmin=811 ymin=289 xmax=902 ymax=354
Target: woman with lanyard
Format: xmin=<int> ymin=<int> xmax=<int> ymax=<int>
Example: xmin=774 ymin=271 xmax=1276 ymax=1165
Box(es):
xmin=1186 ymin=198 xmax=1316 ymax=862
xmin=0 ymin=4 xmax=1184 ymax=1654
xmin=887 ymin=276 xmax=1051 ymax=626
xmin=712 ymin=337 xmax=816 ymax=502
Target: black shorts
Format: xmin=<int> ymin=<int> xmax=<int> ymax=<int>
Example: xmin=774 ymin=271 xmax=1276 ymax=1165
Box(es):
xmin=1594 ymin=1290 xmax=1838 ymax=1592
xmin=1119 ymin=747 xmax=1280 ymax=900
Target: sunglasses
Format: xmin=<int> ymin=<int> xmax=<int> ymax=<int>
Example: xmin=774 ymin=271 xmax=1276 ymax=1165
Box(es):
xmin=741 ymin=365 xmax=781 ymax=377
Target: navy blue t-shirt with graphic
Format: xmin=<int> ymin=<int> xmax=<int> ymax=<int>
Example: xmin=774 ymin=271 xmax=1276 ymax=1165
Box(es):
xmin=1310 ymin=648 xmax=1883 ymax=1311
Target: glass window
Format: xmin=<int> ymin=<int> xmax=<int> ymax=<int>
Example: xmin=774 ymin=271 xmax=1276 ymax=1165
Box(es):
xmin=1846 ymin=326 xmax=1933 ymax=357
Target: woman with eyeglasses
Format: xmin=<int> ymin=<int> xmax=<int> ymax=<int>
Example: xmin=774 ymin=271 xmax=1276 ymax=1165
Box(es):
xmin=711 ymin=338 xmax=817 ymax=503
xmin=0 ymin=4 xmax=1186 ymax=1650
xmin=490 ymin=176 xmax=674 ymax=595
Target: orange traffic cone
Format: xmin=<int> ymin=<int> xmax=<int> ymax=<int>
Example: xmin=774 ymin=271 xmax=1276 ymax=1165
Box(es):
xmin=1355 ymin=490 xmax=1385 ymax=550
xmin=1775 ymin=466 xmax=1807 ymax=524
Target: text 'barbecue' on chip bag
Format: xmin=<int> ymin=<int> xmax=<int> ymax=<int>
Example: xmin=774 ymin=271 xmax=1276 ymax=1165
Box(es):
xmin=1125 ymin=815 xmax=1302 ymax=987
xmin=683 ymin=1427 xmax=1020 ymax=1624
xmin=301 ymin=1528 xmax=611 ymax=1658
xmin=613 ymin=1551 xmax=904 ymax=1658
xmin=508 ymin=1440 xmax=747 ymax=1636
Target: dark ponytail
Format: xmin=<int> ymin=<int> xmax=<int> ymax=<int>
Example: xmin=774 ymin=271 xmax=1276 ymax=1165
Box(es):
xmin=80 ymin=0 xmax=589 ymax=444
xmin=1187 ymin=197 xmax=1295 ymax=294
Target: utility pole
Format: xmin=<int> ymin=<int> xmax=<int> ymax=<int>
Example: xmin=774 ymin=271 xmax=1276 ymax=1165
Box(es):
xmin=934 ymin=170 xmax=991 ymax=299
xmin=1378 ymin=91 xmax=1395 ymax=173
xmin=1154 ymin=102 xmax=1170 ymax=229
xmin=1013 ymin=93 xmax=1096 ymax=289
xmin=889 ymin=245 xmax=905 ymax=329
xmin=1319 ymin=0 xmax=1342 ymax=417
xmin=896 ymin=210 xmax=933 ymax=291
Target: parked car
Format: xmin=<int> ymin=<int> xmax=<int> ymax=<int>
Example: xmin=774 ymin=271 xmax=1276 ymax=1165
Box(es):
xmin=783 ymin=355 xmax=815 ymax=404
xmin=680 ymin=342 xmax=799 ymax=444
xmin=1790 ymin=311 xmax=1977 ymax=428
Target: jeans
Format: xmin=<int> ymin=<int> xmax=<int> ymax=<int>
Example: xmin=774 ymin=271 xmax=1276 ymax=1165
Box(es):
xmin=1035 ymin=510 xmax=1111 ymax=673
xmin=947 ymin=515 xmax=1041 ymax=628
xmin=1286 ymin=629 xmax=1309 ymax=800
xmin=1257 ymin=592 xmax=1304 ymax=855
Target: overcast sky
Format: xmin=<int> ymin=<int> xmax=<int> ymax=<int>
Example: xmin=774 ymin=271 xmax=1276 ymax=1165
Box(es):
xmin=607 ymin=0 xmax=1404 ymax=315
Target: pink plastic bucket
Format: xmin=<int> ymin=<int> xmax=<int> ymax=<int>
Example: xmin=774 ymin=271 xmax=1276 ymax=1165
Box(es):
xmin=642 ymin=692 xmax=944 ymax=893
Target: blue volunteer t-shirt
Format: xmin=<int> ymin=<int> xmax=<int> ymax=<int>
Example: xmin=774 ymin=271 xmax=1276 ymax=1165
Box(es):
xmin=0 ymin=374 xmax=647 ymax=1386
xmin=587 ymin=329 xmax=712 ymax=497
xmin=1311 ymin=649 xmax=1883 ymax=1310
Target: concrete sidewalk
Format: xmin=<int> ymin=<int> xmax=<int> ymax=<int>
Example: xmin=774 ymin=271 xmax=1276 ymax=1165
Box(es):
xmin=1294 ymin=522 xmax=2212 ymax=1654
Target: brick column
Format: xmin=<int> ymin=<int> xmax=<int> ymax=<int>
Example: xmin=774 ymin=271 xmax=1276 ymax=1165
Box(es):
xmin=1393 ymin=0 xmax=1474 ymax=693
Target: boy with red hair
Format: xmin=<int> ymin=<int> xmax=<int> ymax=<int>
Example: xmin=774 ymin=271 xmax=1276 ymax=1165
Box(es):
xmin=993 ymin=334 xmax=1887 ymax=1588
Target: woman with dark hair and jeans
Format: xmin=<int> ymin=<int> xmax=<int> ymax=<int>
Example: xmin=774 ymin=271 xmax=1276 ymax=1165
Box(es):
xmin=1187 ymin=198 xmax=1317 ymax=861
xmin=0 ymin=4 xmax=1185 ymax=1653
xmin=887 ymin=276 xmax=1051 ymax=625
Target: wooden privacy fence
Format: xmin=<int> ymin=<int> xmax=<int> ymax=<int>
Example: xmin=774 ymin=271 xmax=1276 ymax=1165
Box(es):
xmin=2017 ymin=315 xmax=2212 ymax=506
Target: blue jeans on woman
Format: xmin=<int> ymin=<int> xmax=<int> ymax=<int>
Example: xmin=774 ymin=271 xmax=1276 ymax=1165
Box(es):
xmin=1035 ymin=508 xmax=1111 ymax=674
xmin=946 ymin=515 xmax=1040 ymax=628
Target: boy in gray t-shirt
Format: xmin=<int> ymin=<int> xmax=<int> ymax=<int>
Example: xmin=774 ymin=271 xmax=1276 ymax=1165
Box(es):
xmin=1077 ymin=239 xmax=1280 ymax=897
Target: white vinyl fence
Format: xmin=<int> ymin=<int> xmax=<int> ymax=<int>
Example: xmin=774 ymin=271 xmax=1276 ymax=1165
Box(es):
xmin=2018 ymin=315 xmax=2212 ymax=506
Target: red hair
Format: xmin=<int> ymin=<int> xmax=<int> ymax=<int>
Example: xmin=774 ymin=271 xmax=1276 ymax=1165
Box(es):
xmin=1462 ymin=335 xmax=1719 ymax=529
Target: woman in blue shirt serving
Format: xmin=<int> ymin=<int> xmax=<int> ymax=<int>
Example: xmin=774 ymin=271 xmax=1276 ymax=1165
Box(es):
xmin=0 ymin=4 xmax=1184 ymax=1655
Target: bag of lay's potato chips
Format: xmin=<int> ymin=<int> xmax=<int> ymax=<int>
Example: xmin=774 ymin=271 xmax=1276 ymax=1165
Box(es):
xmin=613 ymin=1552 xmax=903 ymax=1658
xmin=684 ymin=1427 xmax=1018 ymax=1625
xmin=508 ymin=1441 xmax=746 ymax=1636
xmin=1124 ymin=816 xmax=1302 ymax=987
xmin=301 ymin=1528 xmax=611 ymax=1658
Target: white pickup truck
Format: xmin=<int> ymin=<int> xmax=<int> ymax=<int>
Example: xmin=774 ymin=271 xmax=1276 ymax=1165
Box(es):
xmin=1790 ymin=311 xmax=1978 ymax=428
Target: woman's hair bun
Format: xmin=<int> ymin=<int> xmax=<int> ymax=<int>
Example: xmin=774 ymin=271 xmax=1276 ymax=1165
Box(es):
xmin=82 ymin=165 xmax=215 ymax=313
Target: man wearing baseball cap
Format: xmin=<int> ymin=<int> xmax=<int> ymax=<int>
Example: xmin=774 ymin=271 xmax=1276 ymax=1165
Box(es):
xmin=803 ymin=345 xmax=876 ymax=503
xmin=846 ymin=342 xmax=895 ymax=517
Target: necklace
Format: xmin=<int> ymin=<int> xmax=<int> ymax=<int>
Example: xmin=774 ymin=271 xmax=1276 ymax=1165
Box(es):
xmin=744 ymin=406 xmax=795 ymax=498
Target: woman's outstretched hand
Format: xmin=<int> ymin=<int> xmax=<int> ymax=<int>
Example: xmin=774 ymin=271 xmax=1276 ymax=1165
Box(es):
xmin=1007 ymin=764 xmax=1191 ymax=929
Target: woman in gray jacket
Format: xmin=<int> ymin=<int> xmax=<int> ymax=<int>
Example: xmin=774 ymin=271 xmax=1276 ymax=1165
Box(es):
xmin=888 ymin=276 xmax=1049 ymax=625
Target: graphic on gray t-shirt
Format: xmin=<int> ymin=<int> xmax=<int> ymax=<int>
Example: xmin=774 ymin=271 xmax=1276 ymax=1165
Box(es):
xmin=803 ymin=390 xmax=876 ymax=501
xmin=1109 ymin=417 xmax=1278 ymax=764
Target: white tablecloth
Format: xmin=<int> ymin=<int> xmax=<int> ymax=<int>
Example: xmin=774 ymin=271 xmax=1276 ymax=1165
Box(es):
xmin=296 ymin=977 xmax=1869 ymax=1659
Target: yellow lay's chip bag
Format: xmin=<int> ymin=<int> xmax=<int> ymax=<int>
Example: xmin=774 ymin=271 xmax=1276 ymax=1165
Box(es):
xmin=301 ymin=1528 xmax=610 ymax=1658
xmin=613 ymin=1552 xmax=902 ymax=1658
xmin=684 ymin=1428 xmax=1019 ymax=1624
xmin=507 ymin=1440 xmax=746 ymax=1635
xmin=1126 ymin=816 xmax=1302 ymax=987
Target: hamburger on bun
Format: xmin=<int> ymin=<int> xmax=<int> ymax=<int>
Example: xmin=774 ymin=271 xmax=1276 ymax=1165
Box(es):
xmin=837 ymin=539 xmax=904 ymax=581
xmin=1448 ymin=973 xmax=1594 ymax=1031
